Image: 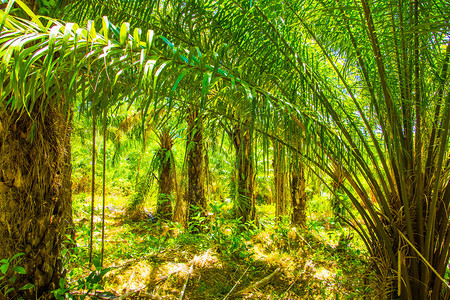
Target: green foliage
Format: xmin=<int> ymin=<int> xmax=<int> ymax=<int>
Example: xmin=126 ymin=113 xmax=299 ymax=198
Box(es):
xmin=51 ymin=259 xmax=113 ymax=300
xmin=127 ymin=171 xmax=153 ymax=212
xmin=331 ymin=190 xmax=349 ymax=223
xmin=2 ymin=0 xmax=450 ymax=297
xmin=187 ymin=204 xmax=208 ymax=233
xmin=208 ymin=202 xmax=256 ymax=264
xmin=0 ymin=253 xmax=34 ymax=299
xmin=65 ymin=190 xmax=375 ymax=298
xmin=37 ymin=0 xmax=58 ymax=16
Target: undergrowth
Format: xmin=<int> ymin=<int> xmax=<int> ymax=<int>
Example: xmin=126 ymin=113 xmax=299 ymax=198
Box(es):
xmin=59 ymin=194 xmax=376 ymax=299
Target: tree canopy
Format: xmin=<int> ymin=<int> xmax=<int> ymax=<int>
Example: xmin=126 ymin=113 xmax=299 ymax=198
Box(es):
xmin=1 ymin=0 xmax=450 ymax=298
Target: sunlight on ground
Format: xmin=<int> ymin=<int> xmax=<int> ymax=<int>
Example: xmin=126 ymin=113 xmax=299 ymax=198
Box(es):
xmin=313 ymin=267 xmax=334 ymax=281
xmin=67 ymin=196 xmax=375 ymax=299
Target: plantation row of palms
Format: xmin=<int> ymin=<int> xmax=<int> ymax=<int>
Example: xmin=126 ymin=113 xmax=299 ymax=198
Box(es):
xmin=0 ymin=0 xmax=449 ymax=298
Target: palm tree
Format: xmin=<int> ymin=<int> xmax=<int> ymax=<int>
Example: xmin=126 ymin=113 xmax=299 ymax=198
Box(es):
xmin=290 ymin=151 xmax=307 ymax=227
xmin=3 ymin=0 xmax=450 ymax=298
xmin=276 ymin=1 xmax=450 ymax=297
xmin=202 ymin=1 xmax=450 ymax=297
xmin=273 ymin=138 xmax=287 ymax=221
xmin=331 ymin=163 xmax=346 ymax=224
xmin=0 ymin=99 xmax=72 ymax=298
xmin=290 ymin=159 xmax=307 ymax=227
xmin=0 ymin=5 xmax=225 ymax=295
xmin=229 ymin=121 xmax=257 ymax=224
xmin=155 ymin=126 xmax=176 ymax=221
xmin=185 ymin=106 xmax=208 ymax=232
xmin=0 ymin=2 xmax=73 ymax=297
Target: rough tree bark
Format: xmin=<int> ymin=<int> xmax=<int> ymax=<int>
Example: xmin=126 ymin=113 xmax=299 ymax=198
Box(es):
xmin=230 ymin=124 xmax=256 ymax=224
xmin=291 ymin=160 xmax=307 ymax=226
xmin=331 ymin=164 xmax=346 ymax=223
xmin=273 ymin=140 xmax=287 ymax=221
xmin=156 ymin=127 xmax=174 ymax=221
xmin=185 ymin=109 xmax=207 ymax=232
xmin=0 ymin=105 xmax=72 ymax=299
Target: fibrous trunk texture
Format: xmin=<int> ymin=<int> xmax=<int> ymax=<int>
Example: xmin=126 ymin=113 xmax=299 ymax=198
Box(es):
xmin=273 ymin=140 xmax=287 ymax=221
xmin=291 ymin=161 xmax=307 ymax=226
xmin=156 ymin=128 xmax=174 ymax=221
xmin=0 ymin=106 xmax=72 ymax=299
xmin=185 ymin=110 xmax=207 ymax=232
xmin=231 ymin=124 xmax=256 ymax=224
xmin=331 ymin=164 xmax=346 ymax=222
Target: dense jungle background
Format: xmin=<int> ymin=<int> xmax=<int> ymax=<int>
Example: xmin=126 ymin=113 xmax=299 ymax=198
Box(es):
xmin=0 ymin=0 xmax=449 ymax=299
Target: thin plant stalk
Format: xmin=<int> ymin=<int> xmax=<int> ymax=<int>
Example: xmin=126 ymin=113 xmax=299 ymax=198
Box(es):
xmin=101 ymin=106 xmax=107 ymax=267
xmin=89 ymin=103 xmax=96 ymax=265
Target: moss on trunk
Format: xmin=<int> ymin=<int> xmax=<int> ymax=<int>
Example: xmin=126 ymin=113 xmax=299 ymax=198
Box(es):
xmin=331 ymin=164 xmax=346 ymax=223
xmin=186 ymin=109 xmax=207 ymax=233
xmin=273 ymin=140 xmax=287 ymax=221
xmin=156 ymin=127 xmax=174 ymax=221
xmin=231 ymin=124 xmax=256 ymax=224
xmin=0 ymin=105 xmax=72 ymax=299
xmin=291 ymin=161 xmax=306 ymax=227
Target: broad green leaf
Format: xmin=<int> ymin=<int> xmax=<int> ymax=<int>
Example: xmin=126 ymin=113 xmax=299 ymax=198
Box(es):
xmin=133 ymin=28 xmax=141 ymax=50
xmin=143 ymin=59 xmax=156 ymax=84
xmin=139 ymin=48 xmax=145 ymax=71
xmin=201 ymin=72 xmax=212 ymax=105
xmin=62 ymin=23 xmax=77 ymax=48
xmin=161 ymin=36 xmax=173 ymax=50
xmin=13 ymin=266 xmax=26 ymax=274
xmin=48 ymin=25 xmax=62 ymax=52
xmin=89 ymin=20 xmax=96 ymax=41
xmin=0 ymin=262 xmax=9 ymax=275
xmin=102 ymin=16 xmax=109 ymax=43
xmin=29 ymin=122 xmax=36 ymax=143
xmin=153 ymin=62 xmax=167 ymax=91
xmin=59 ymin=277 xmax=65 ymax=288
xmin=93 ymin=258 xmax=102 ymax=271
xmin=120 ymin=22 xmax=129 ymax=46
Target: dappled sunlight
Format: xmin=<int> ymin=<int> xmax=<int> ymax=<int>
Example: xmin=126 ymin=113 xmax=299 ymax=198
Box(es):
xmin=64 ymin=199 xmax=375 ymax=299
xmin=108 ymin=260 xmax=155 ymax=292
xmin=313 ymin=267 xmax=334 ymax=281
xmin=191 ymin=248 xmax=219 ymax=269
xmin=1 ymin=0 xmax=448 ymax=298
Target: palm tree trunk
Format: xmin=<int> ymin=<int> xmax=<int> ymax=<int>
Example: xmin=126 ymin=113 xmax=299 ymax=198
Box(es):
xmin=0 ymin=106 xmax=72 ymax=298
xmin=291 ymin=161 xmax=307 ymax=226
xmin=231 ymin=124 xmax=256 ymax=224
xmin=273 ymin=140 xmax=287 ymax=221
xmin=156 ymin=127 xmax=174 ymax=221
xmin=186 ymin=109 xmax=207 ymax=232
xmin=331 ymin=164 xmax=346 ymax=223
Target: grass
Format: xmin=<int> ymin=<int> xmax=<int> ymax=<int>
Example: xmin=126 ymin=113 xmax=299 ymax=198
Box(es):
xmin=61 ymin=193 xmax=377 ymax=299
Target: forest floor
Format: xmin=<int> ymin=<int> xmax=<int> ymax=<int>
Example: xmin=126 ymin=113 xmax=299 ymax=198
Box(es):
xmin=63 ymin=194 xmax=379 ymax=299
